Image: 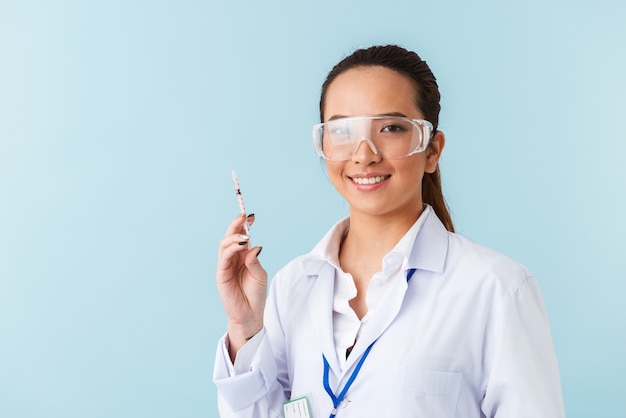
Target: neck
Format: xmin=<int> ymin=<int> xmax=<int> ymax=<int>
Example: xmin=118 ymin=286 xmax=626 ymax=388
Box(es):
xmin=339 ymin=205 xmax=425 ymax=279
xmin=346 ymin=207 xmax=424 ymax=252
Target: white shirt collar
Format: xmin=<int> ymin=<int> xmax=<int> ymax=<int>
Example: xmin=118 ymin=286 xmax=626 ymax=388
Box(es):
xmin=303 ymin=205 xmax=448 ymax=276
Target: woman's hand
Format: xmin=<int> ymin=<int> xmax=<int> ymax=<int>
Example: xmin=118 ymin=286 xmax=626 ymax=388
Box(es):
xmin=216 ymin=213 xmax=267 ymax=361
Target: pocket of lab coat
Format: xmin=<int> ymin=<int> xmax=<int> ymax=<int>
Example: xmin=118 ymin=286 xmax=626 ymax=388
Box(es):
xmin=389 ymin=368 xmax=462 ymax=417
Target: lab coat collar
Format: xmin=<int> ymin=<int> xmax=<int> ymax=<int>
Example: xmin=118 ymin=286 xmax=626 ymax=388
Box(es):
xmin=406 ymin=205 xmax=449 ymax=274
xmin=302 ymin=205 xmax=449 ymax=276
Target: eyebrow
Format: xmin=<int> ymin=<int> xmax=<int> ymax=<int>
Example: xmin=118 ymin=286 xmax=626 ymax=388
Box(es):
xmin=327 ymin=112 xmax=409 ymax=121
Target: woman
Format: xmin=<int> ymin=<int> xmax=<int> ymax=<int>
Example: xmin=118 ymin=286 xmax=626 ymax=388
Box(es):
xmin=214 ymin=45 xmax=565 ymax=418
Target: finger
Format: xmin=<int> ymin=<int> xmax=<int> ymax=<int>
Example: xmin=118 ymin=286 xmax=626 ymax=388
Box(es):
xmin=217 ymin=234 xmax=251 ymax=263
xmin=225 ymin=213 xmax=257 ymax=236
xmin=225 ymin=213 xmax=249 ymax=236
xmin=244 ymin=246 xmax=267 ymax=282
xmin=219 ymin=232 xmax=251 ymax=248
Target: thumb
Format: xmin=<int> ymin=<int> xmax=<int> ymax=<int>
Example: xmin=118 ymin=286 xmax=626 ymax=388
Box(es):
xmin=245 ymin=246 xmax=267 ymax=281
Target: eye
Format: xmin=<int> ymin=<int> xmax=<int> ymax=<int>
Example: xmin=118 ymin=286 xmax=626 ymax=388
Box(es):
xmin=381 ymin=124 xmax=408 ymax=133
xmin=328 ymin=121 xmax=351 ymax=136
xmin=330 ymin=126 xmax=350 ymax=135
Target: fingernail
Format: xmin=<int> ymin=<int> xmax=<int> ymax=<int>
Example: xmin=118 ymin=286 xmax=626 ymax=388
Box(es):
xmin=238 ymin=241 xmax=247 ymax=245
xmin=239 ymin=234 xmax=250 ymax=240
xmin=247 ymin=213 xmax=255 ymax=218
xmin=256 ymin=247 xmax=263 ymax=257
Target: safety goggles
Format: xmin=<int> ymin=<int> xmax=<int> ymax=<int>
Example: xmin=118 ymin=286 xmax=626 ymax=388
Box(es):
xmin=312 ymin=116 xmax=433 ymax=161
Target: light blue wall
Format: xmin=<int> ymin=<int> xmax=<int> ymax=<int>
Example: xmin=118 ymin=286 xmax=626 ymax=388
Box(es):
xmin=1 ymin=1 xmax=624 ymax=416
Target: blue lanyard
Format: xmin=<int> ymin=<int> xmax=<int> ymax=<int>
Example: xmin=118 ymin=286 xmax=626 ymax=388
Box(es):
xmin=322 ymin=268 xmax=416 ymax=417
xmin=322 ymin=340 xmax=375 ymax=418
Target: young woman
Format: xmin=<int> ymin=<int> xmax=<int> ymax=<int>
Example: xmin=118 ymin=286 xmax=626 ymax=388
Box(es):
xmin=214 ymin=45 xmax=565 ymax=418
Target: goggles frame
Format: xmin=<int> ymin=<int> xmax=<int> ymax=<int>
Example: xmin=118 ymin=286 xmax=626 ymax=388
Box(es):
xmin=312 ymin=115 xmax=434 ymax=161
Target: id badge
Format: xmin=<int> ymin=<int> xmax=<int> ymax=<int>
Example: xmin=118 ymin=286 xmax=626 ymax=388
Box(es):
xmin=283 ymin=396 xmax=312 ymax=418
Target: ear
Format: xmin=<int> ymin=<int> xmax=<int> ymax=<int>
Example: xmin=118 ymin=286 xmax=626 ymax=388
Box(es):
xmin=425 ymin=130 xmax=445 ymax=173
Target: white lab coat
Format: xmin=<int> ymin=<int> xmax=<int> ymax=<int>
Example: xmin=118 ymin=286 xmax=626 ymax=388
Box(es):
xmin=214 ymin=207 xmax=565 ymax=417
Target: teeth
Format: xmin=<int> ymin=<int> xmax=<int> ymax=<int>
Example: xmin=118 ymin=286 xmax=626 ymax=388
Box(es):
xmin=353 ymin=176 xmax=388 ymax=185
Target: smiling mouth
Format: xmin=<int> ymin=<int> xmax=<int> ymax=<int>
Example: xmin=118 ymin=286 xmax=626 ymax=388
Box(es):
xmin=351 ymin=175 xmax=390 ymax=185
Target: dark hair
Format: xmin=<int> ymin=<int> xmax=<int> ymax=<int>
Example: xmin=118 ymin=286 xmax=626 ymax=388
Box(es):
xmin=319 ymin=44 xmax=454 ymax=232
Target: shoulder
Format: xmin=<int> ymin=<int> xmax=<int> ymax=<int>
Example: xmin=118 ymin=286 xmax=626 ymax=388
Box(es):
xmin=443 ymin=231 xmax=535 ymax=305
xmin=270 ymin=251 xmax=330 ymax=292
xmin=448 ymin=232 xmax=530 ymax=275
xmin=418 ymin=208 xmax=532 ymax=290
xmin=272 ymin=253 xmax=316 ymax=281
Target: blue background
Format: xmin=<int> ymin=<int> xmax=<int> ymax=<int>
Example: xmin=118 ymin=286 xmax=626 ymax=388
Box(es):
xmin=1 ymin=0 xmax=625 ymax=416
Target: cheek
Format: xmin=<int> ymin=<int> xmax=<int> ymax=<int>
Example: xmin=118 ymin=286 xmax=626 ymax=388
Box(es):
xmin=325 ymin=161 xmax=350 ymax=195
xmin=325 ymin=161 xmax=343 ymax=181
xmin=393 ymin=157 xmax=428 ymax=195
xmin=397 ymin=154 xmax=427 ymax=178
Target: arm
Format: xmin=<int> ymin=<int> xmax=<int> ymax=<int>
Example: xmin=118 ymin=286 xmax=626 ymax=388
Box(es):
xmin=481 ymin=276 xmax=566 ymax=417
xmin=213 ymin=214 xmax=290 ymax=417
xmin=213 ymin=279 xmax=291 ymax=417
xmin=213 ymin=329 xmax=286 ymax=418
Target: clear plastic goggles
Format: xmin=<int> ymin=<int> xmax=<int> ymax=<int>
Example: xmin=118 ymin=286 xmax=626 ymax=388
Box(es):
xmin=312 ymin=116 xmax=433 ymax=161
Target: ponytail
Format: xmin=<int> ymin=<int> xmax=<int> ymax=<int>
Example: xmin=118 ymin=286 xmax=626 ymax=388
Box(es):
xmin=422 ymin=165 xmax=454 ymax=232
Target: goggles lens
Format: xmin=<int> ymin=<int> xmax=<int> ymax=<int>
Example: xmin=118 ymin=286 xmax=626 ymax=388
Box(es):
xmin=312 ymin=116 xmax=433 ymax=161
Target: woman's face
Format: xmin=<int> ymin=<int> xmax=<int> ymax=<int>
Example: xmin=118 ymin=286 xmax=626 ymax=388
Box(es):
xmin=322 ymin=66 xmax=444 ymax=220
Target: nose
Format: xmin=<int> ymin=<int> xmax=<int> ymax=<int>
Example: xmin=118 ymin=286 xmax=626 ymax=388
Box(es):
xmin=351 ymin=137 xmax=381 ymax=165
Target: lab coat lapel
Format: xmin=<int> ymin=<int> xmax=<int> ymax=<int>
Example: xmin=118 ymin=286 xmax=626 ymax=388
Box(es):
xmin=343 ymin=209 xmax=449 ymax=370
xmin=343 ymin=272 xmax=408 ymax=374
xmin=307 ymin=262 xmax=341 ymax=375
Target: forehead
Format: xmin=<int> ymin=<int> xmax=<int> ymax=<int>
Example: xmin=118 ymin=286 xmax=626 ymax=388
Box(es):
xmin=324 ymin=66 xmax=421 ymax=120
